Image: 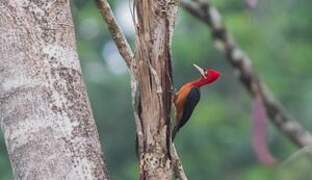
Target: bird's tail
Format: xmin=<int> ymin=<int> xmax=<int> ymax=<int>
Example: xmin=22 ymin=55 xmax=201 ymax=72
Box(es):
xmin=135 ymin=135 xmax=139 ymax=159
xmin=172 ymin=127 xmax=179 ymax=140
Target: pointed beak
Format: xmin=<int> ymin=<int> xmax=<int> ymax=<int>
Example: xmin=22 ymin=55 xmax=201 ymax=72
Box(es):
xmin=193 ymin=64 xmax=206 ymax=77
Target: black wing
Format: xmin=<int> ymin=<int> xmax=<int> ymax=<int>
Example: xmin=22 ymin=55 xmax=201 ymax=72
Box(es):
xmin=173 ymin=87 xmax=200 ymax=139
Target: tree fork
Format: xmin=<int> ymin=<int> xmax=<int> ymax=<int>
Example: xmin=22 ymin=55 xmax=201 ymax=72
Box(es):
xmin=96 ymin=0 xmax=187 ymax=178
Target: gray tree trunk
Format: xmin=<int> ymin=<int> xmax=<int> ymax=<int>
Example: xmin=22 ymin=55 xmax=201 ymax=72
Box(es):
xmin=0 ymin=0 xmax=109 ymax=179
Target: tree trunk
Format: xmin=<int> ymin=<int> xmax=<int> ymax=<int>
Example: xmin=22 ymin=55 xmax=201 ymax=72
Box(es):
xmin=0 ymin=0 xmax=109 ymax=179
xmin=134 ymin=0 xmax=178 ymax=179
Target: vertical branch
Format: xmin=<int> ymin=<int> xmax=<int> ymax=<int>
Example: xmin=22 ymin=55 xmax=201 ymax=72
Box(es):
xmin=95 ymin=0 xmax=187 ymax=179
xmin=134 ymin=0 xmax=178 ymax=179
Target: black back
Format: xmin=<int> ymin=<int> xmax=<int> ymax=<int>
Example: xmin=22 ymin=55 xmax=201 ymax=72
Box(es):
xmin=173 ymin=87 xmax=200 ymax=139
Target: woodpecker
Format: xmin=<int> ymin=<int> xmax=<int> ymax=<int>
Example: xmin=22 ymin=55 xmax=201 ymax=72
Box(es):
xmin=172 ymin=64 xmax=221 ymax=139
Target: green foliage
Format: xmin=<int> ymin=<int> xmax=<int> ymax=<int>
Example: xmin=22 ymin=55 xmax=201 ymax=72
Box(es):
xmin=275 ymin=147 xmax=312 ymax=180
xmin=1 ymin=0 xmax=312 ymax=179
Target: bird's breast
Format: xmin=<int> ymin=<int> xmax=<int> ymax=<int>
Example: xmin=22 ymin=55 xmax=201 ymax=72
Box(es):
xmin=174 ymin=84 xmax=193 ymax=121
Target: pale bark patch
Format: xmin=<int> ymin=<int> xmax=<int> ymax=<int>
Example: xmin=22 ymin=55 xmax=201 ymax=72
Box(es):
xmin=0 ymin=0 xmax=109 ymax=179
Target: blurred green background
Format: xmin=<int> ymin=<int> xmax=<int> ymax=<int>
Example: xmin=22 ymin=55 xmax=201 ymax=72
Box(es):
xmin=1 ymin=0 xmax=312 ymax=179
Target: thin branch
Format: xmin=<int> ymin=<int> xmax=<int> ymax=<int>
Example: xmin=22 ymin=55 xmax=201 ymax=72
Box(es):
xmin=172 ymin=145 xmax=188 ymax=180
xmin=181 ymin=0 xmax=312 ymax=147
xmin=95 ymin=0 xmax=143 ymax=154
xmin=95 ymin=0 xmax=134 ymax=67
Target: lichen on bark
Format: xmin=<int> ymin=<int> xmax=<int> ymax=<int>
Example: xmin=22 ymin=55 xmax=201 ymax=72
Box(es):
xmin=0 ymin=0 xmax=109 ymax=179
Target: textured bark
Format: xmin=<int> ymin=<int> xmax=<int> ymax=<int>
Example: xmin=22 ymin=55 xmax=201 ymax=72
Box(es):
xmin=95 ymin=0 xmax=187 ymax=179
xmin=0 ymin=0 xmax=109 ymax=179
xmin=134 ymin=0 xmax=179 ymax=179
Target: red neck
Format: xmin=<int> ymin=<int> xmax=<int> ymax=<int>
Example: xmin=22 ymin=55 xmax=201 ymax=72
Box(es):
xmin=190 ymin=76 xmax=217 ymax=88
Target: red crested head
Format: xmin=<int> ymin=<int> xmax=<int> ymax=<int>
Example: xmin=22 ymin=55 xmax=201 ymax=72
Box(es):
xmin=191 ymin=64 xmax=221 ymax=87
